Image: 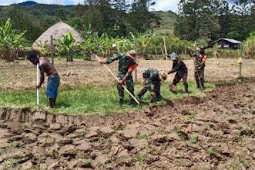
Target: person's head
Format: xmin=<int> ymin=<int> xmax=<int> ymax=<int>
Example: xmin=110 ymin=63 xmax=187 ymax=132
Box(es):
xmin=126 ymin=50 xmax=136 ymax=61
xmin=143 ymin=71 xmax=150 ymax=79
xmin=199 ymin=46 xmax=205 ymax=53
xmin=27 ymin=50 xmax=39 ymax=65
xmin=168 ymin=52 xmax=178 ymax=61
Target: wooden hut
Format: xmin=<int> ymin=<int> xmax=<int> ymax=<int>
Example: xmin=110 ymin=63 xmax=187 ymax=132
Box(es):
xmin=211 ymin=38 xmax=241 ymax=49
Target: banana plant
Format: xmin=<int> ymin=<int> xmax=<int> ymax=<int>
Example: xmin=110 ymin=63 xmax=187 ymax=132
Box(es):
xmin=55 ymin=32 xmax=76 ymax=62
xmin=35 ymin=40 xmax=50 ymax=56
xmin=0 ymin=18 xmax=27 ymax=62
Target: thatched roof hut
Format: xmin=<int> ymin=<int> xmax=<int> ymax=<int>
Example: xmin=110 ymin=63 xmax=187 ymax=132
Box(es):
xmin=32 ymin=22 xmax=84 ymax=49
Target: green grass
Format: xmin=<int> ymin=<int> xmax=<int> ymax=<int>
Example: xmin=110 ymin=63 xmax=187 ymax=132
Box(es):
xmin=0 ymin=81 xmax=214 ymax=116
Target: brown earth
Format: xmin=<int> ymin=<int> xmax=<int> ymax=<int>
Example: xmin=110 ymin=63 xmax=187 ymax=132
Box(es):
xmin=1 ymin=58 xmax=255 ymax=91
xmin=0 ymin=78 xmax=255 ymax=169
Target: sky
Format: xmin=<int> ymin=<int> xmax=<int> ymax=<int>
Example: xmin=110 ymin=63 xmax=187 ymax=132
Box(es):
xmin=0 ymin=0 xmax=239 ymax=12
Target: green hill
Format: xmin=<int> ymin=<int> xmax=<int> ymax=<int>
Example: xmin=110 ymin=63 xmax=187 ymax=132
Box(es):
xmin=153 ymin=11 xmax=177 ymax=35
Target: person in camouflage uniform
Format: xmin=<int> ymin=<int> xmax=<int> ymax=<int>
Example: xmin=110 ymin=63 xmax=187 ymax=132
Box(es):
xmin=189 ymin=47 xmax=207 ymax=90
xmin=100 ymin=50 xmax=138 ymax=106
xmin=168 ymin=53 xmax=189 ymax=94
xmin=137 ymin=68 xmax=162 ymax=103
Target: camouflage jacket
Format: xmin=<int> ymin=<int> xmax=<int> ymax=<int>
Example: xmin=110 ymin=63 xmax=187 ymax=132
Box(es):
xmin=106 ymin=53 xmax=138 ymax=80
xmin=192 ymin=52 xmax=207 ymax=69
xmin=143 ymin=68 xmax=160 ymax=91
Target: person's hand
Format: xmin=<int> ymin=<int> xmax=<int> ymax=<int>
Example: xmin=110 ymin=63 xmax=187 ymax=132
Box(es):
xmin=151 ymin=91 xmax=156 ymax=97
xmin=119 ymin=79 xmax=125 ymax=85
xmin=100 ymin=61 xmax=106 ymax=65
xmin=187 ymin=47 xmax=192 ymax=52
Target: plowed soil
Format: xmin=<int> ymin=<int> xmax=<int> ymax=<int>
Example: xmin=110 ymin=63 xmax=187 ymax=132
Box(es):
xmin=1 ymin=79 xmax=255 ymax=169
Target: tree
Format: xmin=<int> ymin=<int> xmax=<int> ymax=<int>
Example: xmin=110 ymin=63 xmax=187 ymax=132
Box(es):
xmin=175 ymin=0 xmax=220 ymax=41
xmin=55 ymin=32 xmax=77 ymax=62
xmin=231 ymin=0 xmax=253 ymax=40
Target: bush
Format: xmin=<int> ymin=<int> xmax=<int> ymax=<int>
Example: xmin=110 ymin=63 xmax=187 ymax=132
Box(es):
xmin=243 ymin=32 xmax=255 ymax=59
xmin=205 ymin=48 xmax=239 ymax=58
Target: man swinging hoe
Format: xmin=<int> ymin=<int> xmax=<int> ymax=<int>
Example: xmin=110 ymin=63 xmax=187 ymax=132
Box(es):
xmin=100 ymin=50 xmax=138 ymax=106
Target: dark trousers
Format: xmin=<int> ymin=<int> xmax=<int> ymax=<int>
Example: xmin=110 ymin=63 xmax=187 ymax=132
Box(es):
xmin=172 ymin=72 xmax=188 ymax=93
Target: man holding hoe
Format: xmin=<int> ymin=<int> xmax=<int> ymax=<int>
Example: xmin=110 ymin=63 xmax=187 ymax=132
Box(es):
xmin=100 ymin=50 xmax=138 ymax=106
xmin=27 ymin=50 xmax=60 ymax=108
xmin=188 ymin=46 xmax=207 ymax=90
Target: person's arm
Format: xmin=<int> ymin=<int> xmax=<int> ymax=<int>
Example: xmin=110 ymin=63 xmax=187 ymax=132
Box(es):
xmin=120 ymin=63 xmax=138 ymax=84
xmin=168 ymin=60 xmax=181 ymax=74
xmin=106 ymin=54 xmax=123 ymax=64
xmin=144 ymin=78 xmax=152 ymax=91
xmin=37 ymin=65 xmax=45 ymax=88
xmin=187 ymin=48 xmax=194 ymax=58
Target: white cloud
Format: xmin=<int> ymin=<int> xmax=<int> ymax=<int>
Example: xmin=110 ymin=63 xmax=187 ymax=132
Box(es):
xmin=150 ymin=0 xmax=179 ymax=12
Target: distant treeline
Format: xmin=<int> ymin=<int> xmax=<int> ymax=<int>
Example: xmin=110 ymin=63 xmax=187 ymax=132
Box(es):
xmin=175 ymin=0 xmax=255 ymax=41
xmin=0 ymin=0 xmax=255 ymax=43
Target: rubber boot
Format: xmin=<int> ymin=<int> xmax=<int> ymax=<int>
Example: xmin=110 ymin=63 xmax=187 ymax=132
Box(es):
xmin=137 ymin=95 xmax=142 ymax=102
xmin=129 ymin=99 xmax=137 ymax=107
xmin=119 ymin=99 xmax=124 ymax=106
xmin=184 ymin=83 xmax=189 ymax=94
xmin=201 ymin=79 xmax=205 ymax=90
xmin=196 ymin=80 xmax=200 ymax=89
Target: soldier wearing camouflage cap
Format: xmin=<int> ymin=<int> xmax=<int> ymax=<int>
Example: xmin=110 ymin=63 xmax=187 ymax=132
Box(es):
xmin=100 ymin=50 xmax=138 ymax=106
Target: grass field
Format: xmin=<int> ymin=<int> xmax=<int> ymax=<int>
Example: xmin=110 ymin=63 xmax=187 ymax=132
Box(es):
xmin=0 ymin=81 xmax=214 ymax=115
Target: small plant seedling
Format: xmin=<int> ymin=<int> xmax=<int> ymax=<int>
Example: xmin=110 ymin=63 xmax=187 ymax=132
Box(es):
xmin=181 ymin=113 xmax=196 ymax=121
xmin=135 ymin=155 xmax=147 ymax=162
xmin=79 ymin=131 xmax=86 ymax=137
xmin=231 ymin=163 xmax=239 ymax=170
xmin=83 ymin=158 xmax=92 ymax=165
xmin=204 ymin=124 xmax=211 ymax=131
xmin=139 ymin=134 xmax=149 ymax=140
xmin=106 ymin=157 xmax=114 ymax=164
xmin=190 ymin=135 xmax=198 ymax=144
xmin=5 ymin=158 xmax=15 ymax=168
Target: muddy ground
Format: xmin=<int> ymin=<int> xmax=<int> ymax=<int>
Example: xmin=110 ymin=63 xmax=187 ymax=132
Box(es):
xmin=0 ymin=79 xmax=255 ymax=169
xmin=1 ymin=58 xmax=255 ymax=91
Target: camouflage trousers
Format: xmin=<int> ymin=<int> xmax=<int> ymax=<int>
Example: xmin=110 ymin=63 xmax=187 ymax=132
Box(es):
xmin=195 ymin=67 xmax=205 ymax=89
xmin=138 ymin=78 xmax=161 ymax=98
xmin=117 ymin=74 xmax=134 ymax=100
